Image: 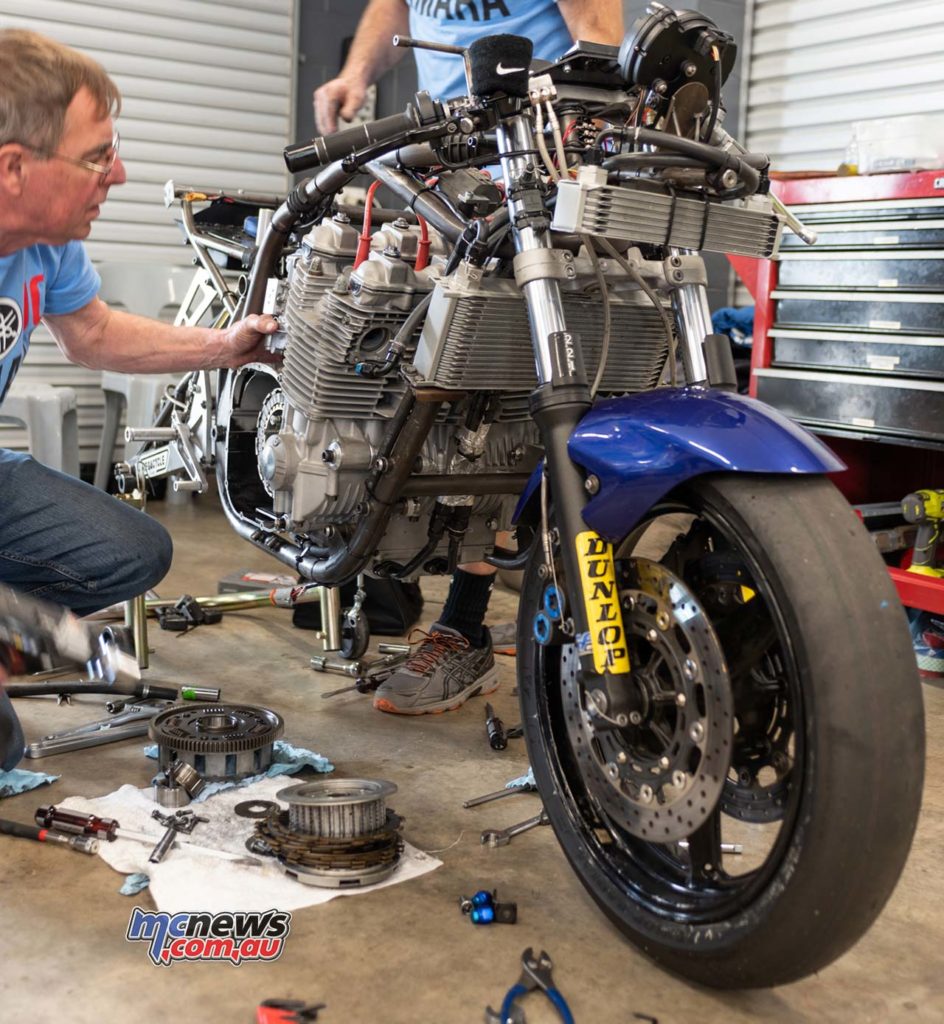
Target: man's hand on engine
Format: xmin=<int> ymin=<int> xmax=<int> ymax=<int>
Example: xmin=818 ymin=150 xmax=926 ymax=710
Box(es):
xmin=218 ymin=314 xmax=282 ymax=367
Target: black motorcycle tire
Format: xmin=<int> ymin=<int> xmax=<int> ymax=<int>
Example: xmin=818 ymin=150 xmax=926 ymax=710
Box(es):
xmin=517 ymin=473 xmax=925 ymax=988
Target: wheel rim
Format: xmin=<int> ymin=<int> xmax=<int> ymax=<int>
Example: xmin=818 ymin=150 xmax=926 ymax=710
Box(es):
xmin=531 ymin=493 xmax=807 ymax=923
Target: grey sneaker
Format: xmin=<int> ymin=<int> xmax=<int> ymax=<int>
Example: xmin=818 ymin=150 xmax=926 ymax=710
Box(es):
xmin=373 ymin=623 xmax=500 ymax=715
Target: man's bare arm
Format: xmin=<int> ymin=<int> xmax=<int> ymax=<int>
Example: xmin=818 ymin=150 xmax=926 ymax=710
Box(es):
xmin=558 ymin=0 xmax=625 ymax=46
xmin=44 ymin=299 xmax=279 ymax=374
xmin=313 ymin=0 xmax=410 ymax=134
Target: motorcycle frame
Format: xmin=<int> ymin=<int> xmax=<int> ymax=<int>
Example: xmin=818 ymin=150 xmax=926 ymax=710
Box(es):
xmin=128 ymin=108 xmax=839 ymax=669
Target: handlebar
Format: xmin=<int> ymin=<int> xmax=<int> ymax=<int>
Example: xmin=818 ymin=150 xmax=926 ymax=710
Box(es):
xmin=285 ymin=108 xmax=423 ymax=174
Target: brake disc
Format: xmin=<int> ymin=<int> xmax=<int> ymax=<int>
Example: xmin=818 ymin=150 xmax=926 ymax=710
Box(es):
xmin=562 ymin=557 xmax=733 ymax=842
xmin=721 ymin=653 xmax=793 ymax=822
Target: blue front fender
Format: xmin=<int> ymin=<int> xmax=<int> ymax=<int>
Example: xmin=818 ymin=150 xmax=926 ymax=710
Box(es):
xmin=514 ymin=388 xmax=843 ymax=542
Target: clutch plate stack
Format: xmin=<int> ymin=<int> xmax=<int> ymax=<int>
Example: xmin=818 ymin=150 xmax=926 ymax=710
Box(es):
xmin=148 ymin=703 xmax=284 ymax=781
xmin=252 ymin=779 xmax=403 ymax=888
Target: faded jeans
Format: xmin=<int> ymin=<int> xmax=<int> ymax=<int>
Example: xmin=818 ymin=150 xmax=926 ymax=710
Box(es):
xmin=0 ymin=449 xmax=172 ymax=769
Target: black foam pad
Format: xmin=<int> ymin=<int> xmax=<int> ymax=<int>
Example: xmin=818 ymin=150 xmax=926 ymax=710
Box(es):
xmin=468 ymin=34 xmax=533 ymax=99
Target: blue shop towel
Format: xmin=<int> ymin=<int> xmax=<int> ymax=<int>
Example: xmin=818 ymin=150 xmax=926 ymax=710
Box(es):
xmin=506 ymin=766 xmax=535 ymax=789
xmin=120 ymin=872 xmax=150 ymax=896
xmin=0 ymin=767 xmax=59 ymax=799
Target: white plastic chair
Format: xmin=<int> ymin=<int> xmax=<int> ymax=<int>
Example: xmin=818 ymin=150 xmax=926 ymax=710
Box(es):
xmin=0 ymin=381 xmax=80 ymax=476
xmin=93 ymin=263 xmax=203 ymax=490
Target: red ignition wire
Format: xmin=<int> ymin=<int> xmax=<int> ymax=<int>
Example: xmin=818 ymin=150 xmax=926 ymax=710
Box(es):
xmin=354 ymin=180 xmax=382 ymax=269
xmin=415 ymin=215 xmax=430 ymax=271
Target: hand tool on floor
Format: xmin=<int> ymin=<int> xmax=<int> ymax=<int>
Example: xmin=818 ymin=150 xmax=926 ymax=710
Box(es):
xmin=35 ymin=805 xmax=119 ymax=841
xmin=256 ymin=999 xmax=326 ymax=1023
xmin=463 ymin=780 xmax=537 ymax=809
xmin=481 ymin=809 xmax=550 ymax=848
xmin=487 ymin=947 xmax=574 ymax=1024
xmin=0 ymin=817 xmax=100 ymax=855
xmin=485 ymin=702 xmax=508 ymax=750
xmin=33 ymin=803 xmax=261 ymax=865
xmin=459 ymin=888 xmax=518 ymax=924
xmin=315 ymin=644 xmax=410 ymax=698
xmin=149 ymin=808 xmax=208 ymax=864
xmin=155 ymin=594 xmax=223 ymax=633
xmin=24 ymin=698 xmax=173 ymax=758
xmin=6 ymin=678 xmax=220 ymax=702
xmin=902 ymin=488 xmax=944 ymax=577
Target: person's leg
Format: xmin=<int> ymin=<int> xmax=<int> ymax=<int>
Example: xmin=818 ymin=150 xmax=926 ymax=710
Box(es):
xmin=372 ymin=534 xmax=514 ymax=716
xmin=0 ymin=449 xmax=173 ymax=616
xmin=0 ymin=668 xmax=25 ymax=771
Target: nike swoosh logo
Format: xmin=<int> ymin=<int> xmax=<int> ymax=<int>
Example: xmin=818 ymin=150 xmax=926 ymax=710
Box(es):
xmin=496 ymin=62 xmax=526 ymax=75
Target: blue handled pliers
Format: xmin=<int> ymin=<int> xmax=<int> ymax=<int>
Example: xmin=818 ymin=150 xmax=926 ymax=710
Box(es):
xmin=497 ymin=947 xmax=575 ymax=1024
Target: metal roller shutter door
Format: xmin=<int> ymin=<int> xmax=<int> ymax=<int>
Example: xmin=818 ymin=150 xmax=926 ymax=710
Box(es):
xmin=746 ymin=0 xmax=944 ymax=173
xmin=0 ymin=0 xmax=297 ymax=464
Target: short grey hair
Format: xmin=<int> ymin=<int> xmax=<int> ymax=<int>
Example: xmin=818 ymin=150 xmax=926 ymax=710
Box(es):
xmin=0 ymin=29 xmax=121 ymax=151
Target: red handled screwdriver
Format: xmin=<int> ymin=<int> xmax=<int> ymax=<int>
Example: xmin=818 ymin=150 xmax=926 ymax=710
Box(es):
xmin=35 ymin=805 xmax=119 ymax=841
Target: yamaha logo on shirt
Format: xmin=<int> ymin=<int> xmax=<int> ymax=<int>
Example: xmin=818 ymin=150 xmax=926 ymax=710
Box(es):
xmin=0 ymin=297 xmax=23 ymax=359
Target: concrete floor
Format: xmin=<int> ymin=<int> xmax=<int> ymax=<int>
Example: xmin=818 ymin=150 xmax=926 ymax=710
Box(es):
xmin=1 ymin=494 xmax=942 ymax=1024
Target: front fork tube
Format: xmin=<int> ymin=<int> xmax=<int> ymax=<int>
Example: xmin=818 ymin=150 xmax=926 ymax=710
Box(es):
xmin=669 ymin=248 xmax=712 ymax=386
xmin=497 ymin=114 xmax=630 ymax=684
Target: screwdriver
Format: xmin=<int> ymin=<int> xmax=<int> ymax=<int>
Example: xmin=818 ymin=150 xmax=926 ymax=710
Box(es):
xmin=35 ymin=805 xmax=119 ymax=841
xmin=33 ymin=804 xmax=260 ymax=865
xmin=0 ymin=817 xmax=100 ymax=854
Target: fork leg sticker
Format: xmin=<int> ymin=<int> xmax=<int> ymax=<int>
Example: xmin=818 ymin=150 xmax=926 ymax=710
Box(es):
xmin=575 ymin=531 xmax=631 ymax=675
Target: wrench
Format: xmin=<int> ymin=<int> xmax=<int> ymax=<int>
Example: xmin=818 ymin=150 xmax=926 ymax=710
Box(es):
xmin=25 ymin=700 xmax=173 ymax=758
xmin=463 ymin=783 xmax=537 ymax=809
xmin=481 ymin=810 xmax=550 ymax=848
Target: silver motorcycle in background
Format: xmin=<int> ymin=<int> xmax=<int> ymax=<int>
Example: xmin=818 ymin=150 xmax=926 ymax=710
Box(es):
xmin=120 ymin=5 xmax=924 ymax=988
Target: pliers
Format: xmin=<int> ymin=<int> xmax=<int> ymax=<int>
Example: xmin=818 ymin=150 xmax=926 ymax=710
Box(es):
xmin=496 ymin=947 xmax=574 ymax=1024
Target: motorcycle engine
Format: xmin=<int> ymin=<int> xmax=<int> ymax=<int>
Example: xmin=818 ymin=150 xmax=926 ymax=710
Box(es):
xmin=221 ymin=209 xmax=669 ymax=571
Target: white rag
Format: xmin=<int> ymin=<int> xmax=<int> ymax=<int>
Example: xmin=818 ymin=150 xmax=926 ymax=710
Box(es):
xmin=61 ymin=777 xmax=440 ymax=913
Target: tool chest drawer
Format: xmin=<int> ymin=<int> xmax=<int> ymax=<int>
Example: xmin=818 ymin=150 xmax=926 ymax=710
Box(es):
xmin=769 ymin=328 xmax=944 ymax=378
xmin=753 ymin=176 xmax=944 ymax=446
xmin=754 ymin=368 xmax=944 ymax=446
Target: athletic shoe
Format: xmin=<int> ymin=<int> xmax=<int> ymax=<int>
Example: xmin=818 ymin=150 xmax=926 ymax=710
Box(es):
xmin=373 ymin=623 xmax=499 ymax=715
xmin=908 ymin=608 xmax=944 ymax=677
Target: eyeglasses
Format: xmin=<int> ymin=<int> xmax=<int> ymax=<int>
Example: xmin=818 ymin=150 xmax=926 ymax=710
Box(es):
xmin=26 ymin=130 xmax=121 ymax=181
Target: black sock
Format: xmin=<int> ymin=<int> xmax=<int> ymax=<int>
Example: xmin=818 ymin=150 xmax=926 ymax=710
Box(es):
xmin=438 ymin=569 xmax=494 ymax=647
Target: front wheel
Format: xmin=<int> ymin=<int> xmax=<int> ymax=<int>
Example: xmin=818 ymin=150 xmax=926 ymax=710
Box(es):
xmin=518 ymin=474 xmax=924 ymax=988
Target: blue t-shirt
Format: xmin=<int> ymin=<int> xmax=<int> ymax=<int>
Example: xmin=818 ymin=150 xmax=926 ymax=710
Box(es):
xmin=0 ymin=241 xmax=100 ymax=406
xmin=407 ymin=0 xmax=573 ymax=101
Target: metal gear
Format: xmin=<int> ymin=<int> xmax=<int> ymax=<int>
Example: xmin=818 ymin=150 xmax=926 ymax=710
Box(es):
xmin=149 ymin=703 xmax=284 ymax=781
xmin=255 ymin=387 xmax=286 ymax=498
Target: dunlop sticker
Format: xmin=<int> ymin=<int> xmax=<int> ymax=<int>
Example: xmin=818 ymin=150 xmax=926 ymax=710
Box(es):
xmin=575 ymin=531 xmax=631 ymax=675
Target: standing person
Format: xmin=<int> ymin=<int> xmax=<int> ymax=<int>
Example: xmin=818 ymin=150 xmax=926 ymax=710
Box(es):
xmin=0 ymin=34 xmax=279 ymax=625
xmin=314 ymin=1 xmax=624 ymax=715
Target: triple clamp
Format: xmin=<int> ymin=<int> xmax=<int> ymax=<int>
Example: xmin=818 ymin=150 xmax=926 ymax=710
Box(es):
xmin=513 ymin=249 xmax=577 ymax=289
xmin=663 ymin=253 xmax=707 ymax=287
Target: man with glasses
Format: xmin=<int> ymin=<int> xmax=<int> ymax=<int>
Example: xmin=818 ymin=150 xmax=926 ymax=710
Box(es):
xmin=0 ymin=30 xmax=280 ymax=768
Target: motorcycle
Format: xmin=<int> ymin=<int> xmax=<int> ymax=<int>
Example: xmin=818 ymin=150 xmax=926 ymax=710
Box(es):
xmin=121 ymin=5 xmax=925 ymax=988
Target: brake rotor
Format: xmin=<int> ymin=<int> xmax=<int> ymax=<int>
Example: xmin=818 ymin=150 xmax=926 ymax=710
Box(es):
xmin=149 ymin=703 xmax=284 ymax=781
xmin=721 ymin=653 xmax=793 ymax=822
xmin=562 ymin=557 xmax=733 ymax=842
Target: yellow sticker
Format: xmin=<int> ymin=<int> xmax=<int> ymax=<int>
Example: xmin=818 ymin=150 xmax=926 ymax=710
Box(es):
xmin=575 ymin=531 xmax=631 ymax=675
